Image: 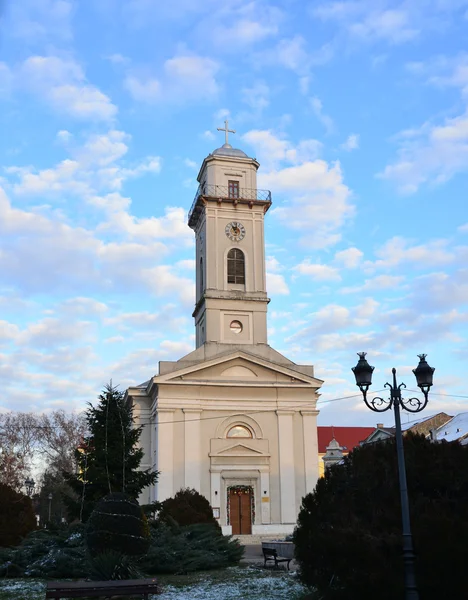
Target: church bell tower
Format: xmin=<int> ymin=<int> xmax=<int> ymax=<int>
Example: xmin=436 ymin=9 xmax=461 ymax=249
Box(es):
xmin=188 ymin=121 xmax=272 ymax=349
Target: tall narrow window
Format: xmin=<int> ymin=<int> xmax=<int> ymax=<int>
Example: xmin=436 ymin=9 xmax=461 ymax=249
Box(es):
xmin=200 ymin=257 xmax=204 ymax=292
xmin=227 ymin=248 xmax=245 ymax=284
xmin=228 ymin=180 xmax=240 ymax=198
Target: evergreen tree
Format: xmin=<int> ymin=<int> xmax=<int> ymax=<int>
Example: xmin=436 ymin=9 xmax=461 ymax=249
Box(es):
xmin=63 ymin=383 xmax=157 ymax=522
xmin=294 ymin=433 xmax=468 ymax=600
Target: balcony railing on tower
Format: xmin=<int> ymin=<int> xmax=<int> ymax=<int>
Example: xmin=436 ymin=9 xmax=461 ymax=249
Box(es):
xmin=188 ymin=184 xmax=272 ymax=226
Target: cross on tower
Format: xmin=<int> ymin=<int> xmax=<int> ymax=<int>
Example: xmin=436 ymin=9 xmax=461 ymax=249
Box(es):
xmin=217 ymin=120 xmax=236 ymax=146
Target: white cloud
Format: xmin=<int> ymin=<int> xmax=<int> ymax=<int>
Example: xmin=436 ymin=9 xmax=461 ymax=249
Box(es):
xmin=372 ymin=237 xmax=456 ymax=269
xmin=19 ymin=56 xmax=117 ymax=121
xmin=9 ymin=0 xmax=74 ymax=42
xmin=124 ymin=76 xmax=161 ymax=102
xmin=105 ymin=54 xmax=130 ymax=65
xmin=242 ymin=82 xmax=270 ymax=112
xmin=243 ymin=130 xmax=322 ymax=168
xmin=294 ymin=261 xmax=341 ymax=281
xmin=125 ymin=54 xmax=219 ymax=105
xmin=341 ymin=133 xmax=360 ymax=151
xmin=310 ymin=96 xmax=335 ymax=134
xmin=265 ymin=161 xmax=353 ymax=248
xmin=266 ymin=272 xmax=289 ymax=295
xmin=9 ymin=130 xmax=161 ymax=198
xmin=349 ymin=9 xmax=419 ymax=44
xmin=342 ymin=274 xmax=405 ymax=293
xmin=256 ymin=35 xmax=333 ymax=77
xmin=56 ymin=130 xmax=72 ymax=143
xmin=378 ymin=109 xmax=468 ymax=193
xmin=380 ymin=52 xmax=468 ymax=192
xmin=311 ymin=2 xmax=419 ymax=45
xmin=202 ymin=130 xmax=215 ymax=141
xmin=242 ymin=129 xmax=352 ymax=248
xmin=212 ymin=18 xmax=278 ymax=46
xmin=334 ymin=247 xmax=363 ymax=268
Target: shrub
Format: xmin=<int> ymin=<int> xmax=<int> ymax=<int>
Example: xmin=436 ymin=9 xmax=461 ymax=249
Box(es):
xmin=86 ymin=493 xmax=150 ymax=558
xmin=0 ymin=524 xmax=88 ymax=579
xmin=139 ymin=521 xmax=243 ymax=574
xmin=294 ymin=434 xmax=468 ymax=600
xmin=89 ymin=550 xmax=144 ymax=581
xmin=0 ymin=483 xmax=36 ymax=547
xmin=159 ymin=488 xmax=219 ymax=528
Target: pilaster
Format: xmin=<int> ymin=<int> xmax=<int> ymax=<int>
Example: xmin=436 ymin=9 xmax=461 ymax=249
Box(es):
xmin=183 ymin=408 xmax=202 ymax=491
xmin=276 ymin=410 xmax=296 ymax=523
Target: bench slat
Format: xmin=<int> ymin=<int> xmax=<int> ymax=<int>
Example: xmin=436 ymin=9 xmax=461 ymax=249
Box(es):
xmin=47 ymin=579 xmax=158 ymax=590
xmin=46 ymin=578 xmax=159 ymax=598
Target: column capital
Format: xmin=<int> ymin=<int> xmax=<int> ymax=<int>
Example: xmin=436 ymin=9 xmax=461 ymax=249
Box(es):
xmin=301 ymin=410 xmax=319 ymax=417
xmin=183 ymin=408 xmax=203 ymax=414
xmin=157 ymin=408 xmax=175 ymax=415
xmin=276 ymin=409 xmax=296 ymax=416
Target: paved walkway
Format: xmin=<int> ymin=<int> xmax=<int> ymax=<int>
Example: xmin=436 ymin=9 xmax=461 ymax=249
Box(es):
xmin=240 ymin=543 xmax=299 ymax=570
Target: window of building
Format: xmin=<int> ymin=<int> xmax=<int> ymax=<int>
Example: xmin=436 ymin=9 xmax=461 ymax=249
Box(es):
xmin=227 ymin=248 xmax=245 ymax=284
xmin=227 ymin=425 xmax=253 ymax=438
xmin=230 ymin=320 xmax=243 ymax=334
xmin=228 ymin=180 xmax=240 ymax=198
xmin=200 ymin=257 xmax=204 ymax=292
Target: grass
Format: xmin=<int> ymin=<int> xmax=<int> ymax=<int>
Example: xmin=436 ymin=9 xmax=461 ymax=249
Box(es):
xmin=0 ymin=566 xmax=313 ymax=600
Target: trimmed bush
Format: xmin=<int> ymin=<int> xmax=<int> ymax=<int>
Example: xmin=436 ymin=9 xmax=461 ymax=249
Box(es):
xmin=86 ymin=493 xmax=150 ymax=558
xmin=0 ymin=483 xmax=36 ymax=547
xmin=159 ymin=488 xmax=219 ymax=528
xmin=0 ymin=524 xmax=88 ymax=579
xmin=294 ymin=434 xmax=468 ymax=600
xmin=89 ymin=550 xmax=144 ymax=581
xmin=139 ymin=521 xmax=244 ymax=574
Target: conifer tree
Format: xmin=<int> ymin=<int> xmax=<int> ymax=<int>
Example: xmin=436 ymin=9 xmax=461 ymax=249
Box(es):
xmin=63 ymin=383 xmax=157 ymax=522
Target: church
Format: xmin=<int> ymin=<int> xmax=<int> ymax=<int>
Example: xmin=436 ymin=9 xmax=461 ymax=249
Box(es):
xmin=126 ymin=123 xmax=323 ymax=537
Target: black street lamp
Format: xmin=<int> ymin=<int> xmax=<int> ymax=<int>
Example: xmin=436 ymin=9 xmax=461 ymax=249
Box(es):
xmin=352 ymin=353 xmax=435 ymax=600
xmin=48 ymin=492 xmax=53 ymax=523
xmin=25 ymin=477 xmax=35 ymax=497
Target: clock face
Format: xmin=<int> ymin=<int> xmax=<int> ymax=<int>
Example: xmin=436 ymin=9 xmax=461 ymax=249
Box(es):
xmin=225 ymin=221 xmax=246 ymax=242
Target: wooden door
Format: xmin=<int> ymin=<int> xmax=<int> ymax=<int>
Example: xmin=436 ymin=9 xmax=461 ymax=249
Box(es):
xmin=229 ymin=489 xmax=252 ymax=535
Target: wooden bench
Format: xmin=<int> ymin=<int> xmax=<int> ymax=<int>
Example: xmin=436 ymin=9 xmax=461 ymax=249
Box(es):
xmin=45 ymin=578 xmax=159 ymax=599
xmin=262 ymin=547 xmax=292 ymax=570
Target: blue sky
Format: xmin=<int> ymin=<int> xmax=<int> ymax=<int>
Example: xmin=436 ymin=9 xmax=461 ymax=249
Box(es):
xmin=1 ymin=0 xmax=468 ymax=426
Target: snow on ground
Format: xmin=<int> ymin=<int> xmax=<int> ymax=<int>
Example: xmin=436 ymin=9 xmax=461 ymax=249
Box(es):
xmin=0 ymin=568 xmax=310 ymax=600
xmin=0 ymin=579 xmax=44 ymax=600
xmin=159 ymin=568 xmax=307 ymax=599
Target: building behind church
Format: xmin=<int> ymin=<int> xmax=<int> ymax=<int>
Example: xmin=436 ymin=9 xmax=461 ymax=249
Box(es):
xmin=126 ymin=124 xmax=323 ymax=536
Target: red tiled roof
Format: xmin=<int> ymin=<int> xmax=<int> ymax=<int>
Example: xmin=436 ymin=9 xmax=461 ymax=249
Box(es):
xmin=317 ymin=426 xmax=376 ymax=454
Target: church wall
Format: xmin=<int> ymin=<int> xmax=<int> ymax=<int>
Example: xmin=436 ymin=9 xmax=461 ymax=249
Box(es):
xmin=173 ymin=409 xmax=185 ymax=494
xmin=293 ymin=411 xmax=307 ymax=512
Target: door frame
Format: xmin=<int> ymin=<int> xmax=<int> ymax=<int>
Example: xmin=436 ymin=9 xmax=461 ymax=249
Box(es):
xmin=227 ymin=485 xmax=254 ymax=533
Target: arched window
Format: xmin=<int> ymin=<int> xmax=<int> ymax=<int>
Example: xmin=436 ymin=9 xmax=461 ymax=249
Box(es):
xmin=200 ymin=257 xmax=204 ymax=292
xmin=227 ymin=248 xmax=245 ymax=284
xmin=227 ymin=425 xmax=253 ymax=438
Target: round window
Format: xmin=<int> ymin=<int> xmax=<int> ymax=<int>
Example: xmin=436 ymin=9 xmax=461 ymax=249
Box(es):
xmin=230 ymin=320 xmax=243 ymax=334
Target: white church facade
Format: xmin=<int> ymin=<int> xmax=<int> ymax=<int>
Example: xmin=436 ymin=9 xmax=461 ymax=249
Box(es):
xmin=126 ymin=123 xmax=323 ymax=536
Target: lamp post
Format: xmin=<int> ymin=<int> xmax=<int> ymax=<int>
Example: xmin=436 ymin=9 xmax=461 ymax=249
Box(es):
xmin=48 ymin=493 xmax=53 ymax=523
xmin=351 ymin=353 xmax=435 ymax=600
xmin=25 ymin=477 xmax=35 ymax=497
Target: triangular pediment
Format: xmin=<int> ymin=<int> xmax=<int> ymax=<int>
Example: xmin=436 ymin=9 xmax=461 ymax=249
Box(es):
xmin=217 ymin=443 xmax=264 ymax=456
xmin=152 ymin=350 xmax=322 ymax=387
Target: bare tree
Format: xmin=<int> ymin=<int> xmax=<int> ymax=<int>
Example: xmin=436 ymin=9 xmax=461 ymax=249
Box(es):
xmin=37 ymin=410 xmax=87 ymax=474
xmin=0 ymin=412 xmax=39 ymax=491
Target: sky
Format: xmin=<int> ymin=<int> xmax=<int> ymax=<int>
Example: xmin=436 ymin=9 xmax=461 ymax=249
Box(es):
xmin=1 ymin=0 xmax=468 ymax=426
